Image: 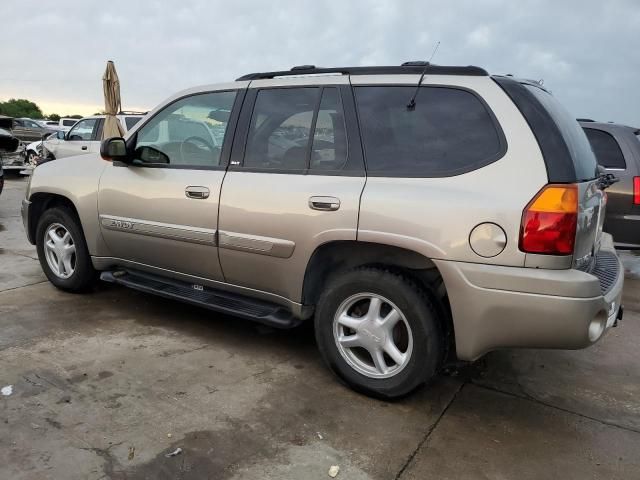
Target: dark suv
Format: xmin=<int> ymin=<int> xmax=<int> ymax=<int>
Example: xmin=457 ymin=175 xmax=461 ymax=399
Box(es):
xmin=580 ymin=120 xmax=640 ymax=249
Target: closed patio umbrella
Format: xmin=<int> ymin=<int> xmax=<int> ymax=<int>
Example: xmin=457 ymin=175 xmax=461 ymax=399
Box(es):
xmin=102 ymin=60 xmax=124 ymax=139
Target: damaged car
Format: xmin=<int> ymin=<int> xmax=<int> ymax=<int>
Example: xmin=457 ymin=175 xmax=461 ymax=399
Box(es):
xmin=0 ymin=126 xmax=26 ymax=171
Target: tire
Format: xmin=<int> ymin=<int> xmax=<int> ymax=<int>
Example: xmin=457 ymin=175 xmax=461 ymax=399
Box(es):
xmin=35 ymin=207 xmax=96 ymax=292
xmin=315 ymin=267 xmax=443 ymax=399
xmin=26 ymin=150 xmax=38 ymax=166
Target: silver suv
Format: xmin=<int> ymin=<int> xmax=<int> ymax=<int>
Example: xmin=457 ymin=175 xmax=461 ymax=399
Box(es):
xmin=22 ymin=64 xmax=625 ymax=399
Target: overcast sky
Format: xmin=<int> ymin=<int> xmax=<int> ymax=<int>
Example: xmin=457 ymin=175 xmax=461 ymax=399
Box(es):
xmin=1 ymin=0 xmax=638 ymax=125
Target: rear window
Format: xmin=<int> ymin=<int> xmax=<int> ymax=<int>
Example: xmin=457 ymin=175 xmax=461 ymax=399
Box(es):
xmin=354 ymin=86 xmax=504 ymax=177
xmin=583 ymin=128 xmax=626 ymax=169
xmin=62 ymin=119 xmax=76 ymax=126
xmin=524 ymin=85 xmax=598 ymax=181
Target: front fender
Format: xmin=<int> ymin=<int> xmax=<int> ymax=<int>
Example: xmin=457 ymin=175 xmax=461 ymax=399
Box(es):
xmin=28 ymin=154 xmax=109 ymax=255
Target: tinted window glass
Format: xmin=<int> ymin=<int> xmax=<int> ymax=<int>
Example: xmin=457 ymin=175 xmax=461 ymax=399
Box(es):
xmin=24 ymin=120 xmax=41 ymax=129
xmin=311 ymin=88 xmax=348 ymax=171
xmin=354 ymin=86 xmax=502 ymax=176
xmin=62 ymin=119 xmax=76 ymax=127
xmin=136 ymin=91 xmax=236 ymax=167
xmin=68 ymin=118 xmax=97 ymax=141
xmin=583 ymin=128 xmax=626 ymax=169
xmin=524 ymin=85 xmax=598 ymax=181
xmin=244 ymin=88 xmax=318 ymax=170
xmin=125 ymin=117 xmax=141 ymax=130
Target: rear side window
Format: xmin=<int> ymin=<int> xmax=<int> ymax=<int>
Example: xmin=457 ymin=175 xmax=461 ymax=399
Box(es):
xmin=62 ymin=119 xmax=76 ymax=127
xmin=583 ymin=128 xmax=626 ymax=169
xmin=243 ymin=87 xmax=348 ymax=172
xmin=354 ymin=86 xmax=504 ymax=177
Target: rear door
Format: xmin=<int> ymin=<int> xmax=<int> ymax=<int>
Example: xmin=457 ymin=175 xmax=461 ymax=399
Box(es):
xmin=217 ymin=78 xmax=366 ymax=302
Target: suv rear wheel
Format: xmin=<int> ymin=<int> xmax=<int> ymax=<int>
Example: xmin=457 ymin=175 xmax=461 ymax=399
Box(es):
xmin=36 ymin=207 xmax=96 ymax=292
xmin=315 ymin=268 xmax=442 ymax=399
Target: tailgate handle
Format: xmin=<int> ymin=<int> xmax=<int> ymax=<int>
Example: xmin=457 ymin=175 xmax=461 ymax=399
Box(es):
xmin=309 ymin=196 xmax=340 ymax=211
xmin=185 ymin=186 xmax=210 ymax=200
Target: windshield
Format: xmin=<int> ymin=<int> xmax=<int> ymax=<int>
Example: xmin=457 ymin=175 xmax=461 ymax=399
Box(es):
xmin=525 ymin=85 xmax=598 ymax=181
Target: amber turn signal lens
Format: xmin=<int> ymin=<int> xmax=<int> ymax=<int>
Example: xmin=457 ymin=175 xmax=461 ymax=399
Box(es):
xmin=519 ymin=184 xmax=578 ymax=255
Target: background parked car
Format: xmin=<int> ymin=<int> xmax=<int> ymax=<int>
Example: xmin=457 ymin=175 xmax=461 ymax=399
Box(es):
xmin=47 ymin=118 xmax=78 ymax=132
xmin=43 ymin=113 xmax=144 ymax=160
xmin=25 ymin=132 xmax=57 ymax=165
xmin=0 ymin=127 xmax=26 ymax=171
xmin=8 ymin=117 xmax=55 ymax=143
xmin=580 ymin=119 xmax=640 ymax=249
xmin=0 ymin=159 xmax=4 ymax=196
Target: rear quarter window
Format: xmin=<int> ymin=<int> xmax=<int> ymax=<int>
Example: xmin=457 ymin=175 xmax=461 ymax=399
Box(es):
xmin=583 ymin=128 xmax=626 ymax=169
xmin=523 ymin=84 xmax=598 ymax=182
xmin=354 ymin=86 xmax=505 ymax=177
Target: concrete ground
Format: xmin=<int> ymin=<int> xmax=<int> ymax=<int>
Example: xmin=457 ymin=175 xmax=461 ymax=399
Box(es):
xmin=1 ymin=173 xmax=639 ymax=480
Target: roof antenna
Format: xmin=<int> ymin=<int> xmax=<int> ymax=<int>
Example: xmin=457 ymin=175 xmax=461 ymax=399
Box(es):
xmin=406 ymin=41 xmax=440 ymax=110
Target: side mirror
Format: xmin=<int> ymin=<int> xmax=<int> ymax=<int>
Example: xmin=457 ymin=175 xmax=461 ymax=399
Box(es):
xmin=56 ymin=130 xmax=66 ymax=140
xmin=100 ymin=137 xmax=128 ymax=162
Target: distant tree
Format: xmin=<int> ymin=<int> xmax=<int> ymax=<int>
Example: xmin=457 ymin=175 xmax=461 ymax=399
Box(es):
xmin=48 ymin=113 xmax=61 ymax=121
xmin=0 ymin=98 xmax=44 ymax=119
xmin=69 ymin=114 xmax=83 ymax=119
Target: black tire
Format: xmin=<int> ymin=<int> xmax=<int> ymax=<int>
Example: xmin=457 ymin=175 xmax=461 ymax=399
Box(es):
xmin=314 ymin=268 xmax=443 ymax=399
xmin=35 ymin=207 xmax=96 ymax=292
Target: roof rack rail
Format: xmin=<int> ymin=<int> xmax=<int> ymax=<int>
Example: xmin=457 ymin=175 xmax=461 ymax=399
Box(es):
xmin=236 ymin=63 xmax=488 ymax=81
xmin=118 ymin=110 xmax=148 ymax=115
xmin=577 ymin=118 xmax=595 ymax=122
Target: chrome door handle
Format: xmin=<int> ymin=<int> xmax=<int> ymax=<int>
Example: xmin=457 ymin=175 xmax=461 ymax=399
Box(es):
xmin=309 ymin=196 xmax=340 ymax=211
xmin=185 ymin=186 xmax=210 ymax=199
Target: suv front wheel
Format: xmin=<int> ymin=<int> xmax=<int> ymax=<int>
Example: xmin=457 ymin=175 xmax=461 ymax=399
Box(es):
xmin=36 ymin=207 xmax=96 ymax=292
xmin=315 ymin=268 xmax=443 ymax=399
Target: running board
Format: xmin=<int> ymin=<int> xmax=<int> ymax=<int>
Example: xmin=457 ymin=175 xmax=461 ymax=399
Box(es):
xmin=100 ymin=269 xmax=303 ymax=329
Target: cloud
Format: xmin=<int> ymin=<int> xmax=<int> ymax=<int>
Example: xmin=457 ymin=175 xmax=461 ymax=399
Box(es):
xmin=466 ymin=26 xmax=492 ymax=49
xmin=0 ymin=0 xmax=638 ymax=125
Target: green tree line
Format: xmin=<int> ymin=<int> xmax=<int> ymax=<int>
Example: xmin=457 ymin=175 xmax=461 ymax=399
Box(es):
xmin=0 ymin=98 xmax=82 ymax=120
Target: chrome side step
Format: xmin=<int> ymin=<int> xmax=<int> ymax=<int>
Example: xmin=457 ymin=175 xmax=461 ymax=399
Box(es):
xmin=100 ymin=269 xmax=303 ymax=329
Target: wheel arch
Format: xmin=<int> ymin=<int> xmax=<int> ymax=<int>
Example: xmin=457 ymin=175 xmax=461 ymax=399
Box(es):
xmin=302 ymin=240 xmax=455 ymax=356
xmin=28 ymin=192 xmax=83 ymax=245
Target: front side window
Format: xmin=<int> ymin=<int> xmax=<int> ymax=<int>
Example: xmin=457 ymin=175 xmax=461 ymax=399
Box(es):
xmin=583 ymin=128 xmax=626 ymax=169
xmin=68 ymin=118 xmax=97 ymax=141
xmin=354 ymin=86 xmax=503 ymax=176
xmin=136 ymin=91 xmax=236 ymax=167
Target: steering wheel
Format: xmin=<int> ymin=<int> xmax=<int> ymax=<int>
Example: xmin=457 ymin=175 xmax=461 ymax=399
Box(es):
xmin=179 ymin=135 xmax=216 ymax=163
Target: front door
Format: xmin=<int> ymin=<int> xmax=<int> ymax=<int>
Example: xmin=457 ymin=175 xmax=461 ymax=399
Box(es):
xmin=97 ymin=89 xmax=241 ymax=281
xmin=218 ymin=82 xmax=366 ymax=302
xmin=57 ymin=118 xmax=99 ymax=158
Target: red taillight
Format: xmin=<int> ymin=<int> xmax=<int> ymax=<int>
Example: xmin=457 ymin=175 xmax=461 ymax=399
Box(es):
xmin=634 ymin=177 xmax=640 ymax=205
xmin=519 ymin=184 xmax=578 ymax=255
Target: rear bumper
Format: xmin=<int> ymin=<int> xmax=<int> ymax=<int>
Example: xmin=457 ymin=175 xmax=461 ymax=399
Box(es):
xmin=435 ymin=234 xmax=624 ymax=361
